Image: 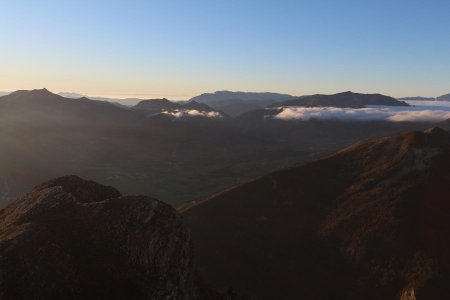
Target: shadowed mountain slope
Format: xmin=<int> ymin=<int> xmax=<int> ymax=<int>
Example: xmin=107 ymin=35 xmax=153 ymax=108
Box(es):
xmin=0 ymin=89 xmax=139 ymax=126
xmin=183 ymin=127 xmax=450 ymax=300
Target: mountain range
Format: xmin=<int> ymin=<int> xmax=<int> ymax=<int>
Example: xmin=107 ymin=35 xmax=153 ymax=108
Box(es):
xmin=57 ymin=92 xmax=145 ymax=106
xmin=189 ymin=91 xmax=296 ymax=116
xmin=398 ymin=95 xmax=450 ymax=102
xmin=1 ymin=88 xmax=450 ymax=298
xmin=0 ymin=89 xmax=445 ymax=209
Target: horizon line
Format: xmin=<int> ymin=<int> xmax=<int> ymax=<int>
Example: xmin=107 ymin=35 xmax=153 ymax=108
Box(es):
xmin=1 ymin=88 xmax=448 ymax=101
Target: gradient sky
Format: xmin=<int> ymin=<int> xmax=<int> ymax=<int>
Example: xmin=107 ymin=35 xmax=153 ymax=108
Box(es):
xmin=1 ymin=0 xmax=449 ymax=99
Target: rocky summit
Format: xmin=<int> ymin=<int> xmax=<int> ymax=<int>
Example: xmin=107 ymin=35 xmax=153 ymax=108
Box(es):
xmin=0 ymin=175 xmax=227 ymax=300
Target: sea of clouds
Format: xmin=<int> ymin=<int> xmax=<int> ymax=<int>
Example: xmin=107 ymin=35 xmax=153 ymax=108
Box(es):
xmin=272 ymin=100 xmax=450 ymax=122
xmin=162 ymin=109 xmax=223 ymax=119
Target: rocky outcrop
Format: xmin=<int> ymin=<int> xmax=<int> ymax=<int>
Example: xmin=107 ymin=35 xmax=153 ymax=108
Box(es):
xmin=0 ymin=175 xmax=220 ymax=300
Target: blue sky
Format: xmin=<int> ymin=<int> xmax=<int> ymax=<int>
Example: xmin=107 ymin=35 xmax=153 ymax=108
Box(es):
xmin=1 ymin=0 xmax=449 ymax=99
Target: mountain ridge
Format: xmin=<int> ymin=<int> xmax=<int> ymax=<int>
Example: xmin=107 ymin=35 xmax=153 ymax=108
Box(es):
xmin=189 ymin=91 xmax=296 ymax=116
xmin=398 ymin=96 xmax=435 ymax=101
xmin=183 ymin=127 xmax=450 ymax=299
xmin=437 ymin=93 xmax=450 ymax=101
xmin=0 ymin=88 xmax=440 ymax=208
xmin=133 ymin=98 xmax=221 ymax=115
xmin=268 ymin=91 xmax=409 ymax=108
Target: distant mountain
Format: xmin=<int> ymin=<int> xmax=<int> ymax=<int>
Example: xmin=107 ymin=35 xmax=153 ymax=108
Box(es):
xmin=0 ymin=91 xmax=10 ymax=97
xmin=0 ymin=88 xmax=137 ymax=126
xmin=0 ymin=175 xmax=233 ymax=299
xmin=89 ymin=96 xmax=144 ymax=106
xmin=133 ymin=99 xmax=227 ymax=121
xmin=190 ymin=91 xmax=295 ymax=103
xmin=183 ymin=100 xmax=217 ymax=112
xmin=268 ymin=91 xmax=409 ymax=108
xmin=398 ymin=96 xmax=435 ymax=101
xmin=134 ymin=99 xmax=216 ymax=113
xmin=0 ymin=88 xmax=437 ymax=209
xmin=189 ymin=91 xmax=296 ymax=116
xmin=397 ymin=94 xmax=450 ymax=102
xmin=183 ymin=127 xmax=450 ymax=299
xmin=437 ymin=93 xmax=450 ymax=101
xmin=133 ymin=98 xmax=181 ymax=111
xmin=57 ymin=91 xmax=86 ymax=98
xmin=58 ymin=91 xmax=145 ymax=106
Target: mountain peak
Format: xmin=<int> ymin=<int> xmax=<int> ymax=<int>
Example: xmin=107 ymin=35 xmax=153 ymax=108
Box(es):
xmin=0 ymin=176 xmax=230 ymax=299
xmin=78 ymin=96 xmax=90 ymax=100
xmin=28 ymin=88 xmax=53 ymax=96
xmin=8 ymin=88 xmax=59 ymax=99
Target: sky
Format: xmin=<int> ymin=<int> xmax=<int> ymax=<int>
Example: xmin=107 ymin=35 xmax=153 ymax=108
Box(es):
xmin=1 ymin=0 xmax=449 ymax=99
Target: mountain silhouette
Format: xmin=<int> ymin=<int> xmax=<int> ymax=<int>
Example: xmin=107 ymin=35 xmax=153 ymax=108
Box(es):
xmin=190 ymin=91 xmax=296 ymax=116
xmin=437 ymin=93 xmax=450 ymax=101
xmin=268 ymin=91 xmax=409 ymax=108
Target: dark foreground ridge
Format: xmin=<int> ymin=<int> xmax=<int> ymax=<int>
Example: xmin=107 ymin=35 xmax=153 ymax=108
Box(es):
xmin=0 ymin=175 xmax=237 ymax=300
xmin=183 ymin=127 xmax=450 ymax=300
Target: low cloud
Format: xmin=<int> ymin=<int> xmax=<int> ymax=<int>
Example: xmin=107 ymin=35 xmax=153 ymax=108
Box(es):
xmin=162 ymin=109 xmax=223 ymax=119
xmin=271 ymin=102 xmax=450 ymax=122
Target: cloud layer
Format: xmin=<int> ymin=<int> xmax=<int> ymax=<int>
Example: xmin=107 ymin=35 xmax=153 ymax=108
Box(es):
xmin=272 ymin=101 xmax=450 ymax=122
xmin=162 ymin=109 xmax=223 ymax=119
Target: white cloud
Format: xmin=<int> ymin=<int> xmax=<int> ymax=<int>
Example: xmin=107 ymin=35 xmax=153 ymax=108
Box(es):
xmin=271 ymin=102 xmax=450 ymax=122
xmin=162 ymin=109 xmax=223 ymax=119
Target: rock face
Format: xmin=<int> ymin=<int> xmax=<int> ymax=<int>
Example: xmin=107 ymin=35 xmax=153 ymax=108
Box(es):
xmin=0 ymin=176 xmax=205 ymax=300
xmin=183 ymin=127 xmax=450 ymax=299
